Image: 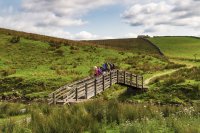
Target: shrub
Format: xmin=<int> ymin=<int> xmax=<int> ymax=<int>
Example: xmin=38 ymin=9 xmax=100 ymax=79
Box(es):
xmin=10 ymin=36 xmax=20 ymax=43
xmin=48 ymin=41 xmax=62 ymax=49
xmin=163 ymin=77 xmax=185 ymax=86
xmin=165 ymin=62 xmax=186 ymax=69
xmin=55 ymin=69 xmax=67 ymax=75
xmin=54 ymin=49 xmax=64 ymax=56
xmin=70 ymin=45 xmax=79 ymax=51
xmin=0 ymin=68 xmax=16 ymax=76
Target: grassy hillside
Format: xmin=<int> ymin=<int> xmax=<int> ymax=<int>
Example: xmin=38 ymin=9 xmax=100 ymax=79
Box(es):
xmin=148 ymin=37 xmax=200 ymax=59
xmin=1 ymin=100 xmax=200 ymax=133
xmin=0 ymin=29 xmax=175 ymax=101
xmin=84 ymin=38 xmax=163 ymax=55
xmin=0 ymin=28 xmax=84 ymax=47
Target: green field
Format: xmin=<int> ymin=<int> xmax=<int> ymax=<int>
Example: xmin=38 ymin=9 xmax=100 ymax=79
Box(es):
xmin=148 ymin=37 xmax=200 ymax=59
xmin=84 ymin=38 xmax=162 ymax=55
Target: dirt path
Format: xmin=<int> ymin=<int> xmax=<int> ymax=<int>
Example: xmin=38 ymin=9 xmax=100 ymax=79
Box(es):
xmin=144 ymin=69 xmax=179 ymax=85
xmin=144 ymin=61 xmax=194 ymax=86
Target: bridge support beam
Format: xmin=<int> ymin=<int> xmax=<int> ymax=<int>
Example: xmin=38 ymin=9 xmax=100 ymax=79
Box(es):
xmin=127 ymin=86 xmax=144 ymax=95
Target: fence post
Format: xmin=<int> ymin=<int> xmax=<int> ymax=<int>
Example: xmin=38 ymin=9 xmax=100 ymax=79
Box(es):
xmin=136 ymin=75 xmax=138 ymax=88
xmin=53 ymin=93 xmax=56 ymax=105
xmin=94 ymin=79 xmax=97 ymax=96
xmin=124 ymin=71 xmax=126 ymax=84
xmin=85 ymin=83 xmax=88 ymax=99
xmin=130 ymin=74 xmax=133 ymax=86
xmin=102 ymin=75 xmax=105 ymax=91
xmin=117 ymin=70 xmax=119 ymax=83
xmin=141 ymin=76 xmax=144 ymax=90
xmin=110 ymin=71 xmax=112 ymax=87
xmin=76 ymin=87 xmax=78 ymax=101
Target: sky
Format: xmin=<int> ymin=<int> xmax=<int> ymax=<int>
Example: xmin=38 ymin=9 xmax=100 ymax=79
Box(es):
xmin=0 ymin=0 xmax=200 ymax=40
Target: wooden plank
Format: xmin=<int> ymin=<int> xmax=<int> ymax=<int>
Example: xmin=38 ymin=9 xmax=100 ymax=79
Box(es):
xmin=104 ymin=79 xmax=110 ymax=84
xmin=55 ymin=89 xmax=71 ymax=100
xmin=104 ymin=83 xmax=110 ymax=89
xmin=87 ymin=89 xmax=94 ymax=95
xmin=96 ymin=81 xmax=103 ymax=86
xmin=112 ymin=79 xmax=117 ymax=84
xmin=97 ymin=85 xmax=103 ymax=91
xmin=96 ymin=78 xmax=103 ymax=84
xmin=87 ymin=83 xmax=95 ymax=88
xmin=86 ymin=79 xmax=95 ymax=85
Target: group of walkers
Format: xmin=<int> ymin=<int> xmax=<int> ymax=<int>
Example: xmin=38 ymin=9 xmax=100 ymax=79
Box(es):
xmin=93 ymin=62 xmax=115 ymax=76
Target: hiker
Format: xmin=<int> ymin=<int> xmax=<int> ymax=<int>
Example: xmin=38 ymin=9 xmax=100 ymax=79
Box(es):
xmin=94 ymin=66 xmax=99 ymax=76
xmin=110 ymin=63 xmax=115 ymax=70
xmin=102 ymin=63 xmax=108 ymax=71
xmin=100 ymin=66 xmax=105 ymax=72
xmin=106 ymin=62 xmax=111 ymax=71
xmin=97 ymin=67 xmax=103 ymax=76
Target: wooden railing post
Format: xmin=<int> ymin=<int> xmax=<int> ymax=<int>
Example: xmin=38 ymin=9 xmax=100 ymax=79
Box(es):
xmin=102 ymin=75 xmax=105 ymax=91
xmin=85 ymin=83 xmax=88 ymax=99
xmin=110 ymin=71 xmax=112 ymax=87
xmin=76 ymin=87 xmax=78 ymax=101
xmin=94 ymin=79 xmax=97 ymax=96
xmin=130 ymin=74 xmax=133 ymax=86
xmin=136 ymin=75 xmax=138 ymax=88
xmin=117 ymin=70 xmax=119 ymax=83
xmin=141 ymin=76 xmax=144 ymax=89
xmin=53 ymin=93 xmax=56 ymax=105
xmin=124 ymin=71 xmax=126 ymax=84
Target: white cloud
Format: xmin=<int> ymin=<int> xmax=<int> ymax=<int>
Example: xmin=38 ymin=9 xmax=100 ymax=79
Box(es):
xmin=75 ymin=31 xmax=98 ymax=40
xmin=122 ymin=0 xmax=200 ymax=33
xmin=125 ymin=33 xmax=138 ymax=38
xmin=21 ymin=0 xmax=116 ymax=27
xmin=0 ymin=0 xmax=117 ymax=40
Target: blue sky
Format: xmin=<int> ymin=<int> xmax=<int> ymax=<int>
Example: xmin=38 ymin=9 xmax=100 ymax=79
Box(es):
xmin=0 ymin=0 xmax=199 ymax=40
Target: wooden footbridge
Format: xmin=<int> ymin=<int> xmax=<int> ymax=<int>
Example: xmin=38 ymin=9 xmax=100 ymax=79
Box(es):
xmin=48 ymin=69 xmax=144 ymax=105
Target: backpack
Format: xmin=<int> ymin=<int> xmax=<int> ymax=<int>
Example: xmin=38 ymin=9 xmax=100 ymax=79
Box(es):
xmin=100 ymin=67 xmax=105 ymax=72
xmin=107 ymin=63 xmax=110 ymax=70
